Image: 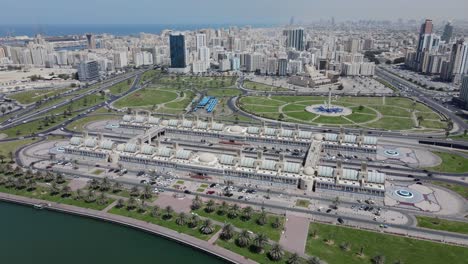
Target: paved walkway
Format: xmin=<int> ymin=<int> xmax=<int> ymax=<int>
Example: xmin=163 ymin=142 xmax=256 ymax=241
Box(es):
xmin=279 ymin=213 xmax=310 ymax=254
xmin=0 ymin=192 xmax=256 ymax=264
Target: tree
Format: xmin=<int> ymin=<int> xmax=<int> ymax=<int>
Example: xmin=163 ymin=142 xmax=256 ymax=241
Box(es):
xmin=191 ymin=195 xmax=203 ymax=210
xmin=372 ymin=255 xmax=385 ymax=264
xmin=307 ymin=256 xmax=327 ymax=264
xmin=0 ymin=154 xmax=5 ymax=163
xmin=175 ymin=212 xmax=188 ymax=226
xmin=116 ymin=198 xmax=125 ymax=208
xmin=272 ymin=217 xmax=282 ymax=229
xmin=49 ymin=182 xmax=60 ymax=195
xmin=252 ymin=233 xmax=268 ymax=253
xmin=55 ymin=174 xmax=65 ymax=184
xmin=130 ymin=186 xmax=140 ymax=197
xmin=61 ymin=186 xmax=72 ymax=197
xmin=339 ymin=242 xmax=351 ymax=251
xmin=112 ymin=182 xmax=123 ymax=193
xmin=268 ymin=243 xmax=284 ymax=261
xmin=26 ymin=179 xmax=36 ymax=191
xmin=220 ymin=223 xmax=234 ymax=240
xmin=150 ymin=206 xmax=160 ymax=217
xmin=97 ymin=192 xmax=107 ymax=205
xmin=287 ymin=253 xmax=301 ymax=264
xmin=89 ymin=178 xmax=100 ymax=189
xmin=75 ymin=189 xmax=84 ymax=200
xmin=188 ymin=215 xmax=199 ymax=228
xmin=236 ymin=229 xmax=251 ymax=247
xmin=217 ymin=201 xmax=228 ymax=216
xmin=332 ymin=196 xmax=340 ymax=209
xmin=163 ymin=206 xmax=173 ymax=220
xmin=142 ymin=184 xmax=153 ymax=200
xmin=8 ymin=151 xmax=14 ymax=164
xmin=200 ymin=219 xmax=214 ymax=234
xmin=358 ymin=105 xmax=364 ymax=111
xmin=228 ymin=203 xmax=240 ymax=219
xmin=241 ymin=206 xmax=253 ymax=221
xmin=278 ymin=113 xmax=284 ymax=121
xmin=205 ymin=199 xmax=216 ymax=213
xmin=127 ymin=197 xmax=137 ymax=210
xmin=257 ymin=210 xmax=267 ymax=226
xmin=0 ymin=106 xmax=6 ymax=115
xmin=100 ymin=177 xmax=111 ymax=191
xmin=416 ymin=115 xmax=424 ymax=127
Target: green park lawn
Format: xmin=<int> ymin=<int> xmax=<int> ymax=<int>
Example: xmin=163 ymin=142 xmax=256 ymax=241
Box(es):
xmin=7 ymin=87 xmax=71 ymax=105
xmin=206 ymin=88 xmax=241 ymax=97
xmin=194 ymin=206 xmax=283 ymax=241
xmin=431 ymin=181 xmax=468 ymax=199
xmin=426 ymin=152 xmax=468 ymax=173
xmin=0 ymin=138 xmax=40 ymax=162
xmin=110 ymin=206 xmax=220 ymax=240
xmin=243 ymin=80 xmax=288 ymax=91
xmin=113 ymin=88 xmax=178 ymax=109
xmin=0 ymin=185 xmax=113 ymax=210
xmin=139 ymin=69 xmax=161 ymax=84
xmin=306 ymin=222 xmax=468 ymax=264
xmin=66 ymin=114 xmax=120 ymax=132
xmin=108 ymin=78 xmax=134 ymax=95
xmin=295 ymin=199 xmax=310 ymax=208
xmin=416 ymin=216 xmax=468 ymax=235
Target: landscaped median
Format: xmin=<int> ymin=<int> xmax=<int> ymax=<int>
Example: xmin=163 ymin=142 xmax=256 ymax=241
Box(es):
xmin=425 ymin=151 xmax=468 ymax=173
xmin=305 ymin=222 xmax=468 ymax=264
xmin=431 ymin=181 xmax=468 ymax=199
xmin=416 ymin=216 xmax=468 ymax=235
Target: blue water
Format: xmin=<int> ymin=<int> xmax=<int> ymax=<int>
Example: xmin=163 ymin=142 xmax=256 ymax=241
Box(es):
xmin=0 ymin=24 xmax=274 ymax=37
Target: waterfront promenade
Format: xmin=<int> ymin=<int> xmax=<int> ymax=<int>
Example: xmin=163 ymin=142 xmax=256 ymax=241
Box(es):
xmin=0 ymin=192 xmax=256 ymax=264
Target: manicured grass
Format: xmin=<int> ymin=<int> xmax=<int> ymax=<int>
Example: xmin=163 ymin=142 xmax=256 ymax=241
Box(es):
xmin=110 ymin=206 xmax=219 ymax=240
xmin=314 ymin=116 xmax=352 ymax=125
xmin=431 ymin=181 xmax=468 ymax=199
xmin=158 ymin=76 xmax=235 ymax=89
xmin=108 ymin=78 xmax=134 ymax=95
xmin=306 ymin=222 xmax=468 ymax=264
xmin=416 ymin=216 xmax=468 ymax=235
xmin=113 ymin=88 xmax=178 ymax=109
xmin=282 ymin=104 xmax=309 ymax=112
xmin=0 ymin=138 xmax=40 ymax=162
xmin=242 ymin=104 xmax=279 ymax=113
xmin=7 ymin=87 xmax=71 ymax=104
xmin=426 ymin=152 xmax=468 ymax=173
xmin=206 ymin=88 xmax=241 ymax=97
xmin=194 ymin=206 xmax=283 ymax=241
xmin=66 ymin=114 xmax=120 ymax=132
xmin=196 ymin=188 xmax=205 ymax=193
xmin=420 ymin=120 xmax=447 ymax=129
xmin=243 ymin=80 xmax=288 ymax=91
xmin=296 ymin=199 xmax=310 ymax=208
xmin=366 ymin=117 xmax=414 ymax=130
xmin=200 ymin=184 xmax=209 ymax=188
xmin=345 ymin=113 xmax=377 ymax=123
xmin=0 ymin=185 xmax=112 ymax=210
xmin=284 ymin=111 xmax=317 ymax=122
xmin=139 ymin=70 xmax=161 ymax=84
xmin=176 ymin=180 xmax=185 ymax=184
xmin=92 ymin=169 xmax=104 ymax=175
xmin=449 ymin=134 xmax=468 ymax=141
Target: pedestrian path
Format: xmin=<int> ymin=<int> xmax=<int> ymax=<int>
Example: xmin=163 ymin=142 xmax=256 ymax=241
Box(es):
xmin=279 ymin=213 xmax=310 ymax=254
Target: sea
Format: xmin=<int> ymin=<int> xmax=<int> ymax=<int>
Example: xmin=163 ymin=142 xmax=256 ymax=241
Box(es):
xmin=0 ymin=201 xmax=227 ymax=264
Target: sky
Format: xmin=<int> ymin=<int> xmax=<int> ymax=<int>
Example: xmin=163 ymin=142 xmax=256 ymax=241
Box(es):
xmin=1 ymin=0 xmax=467 ymax=25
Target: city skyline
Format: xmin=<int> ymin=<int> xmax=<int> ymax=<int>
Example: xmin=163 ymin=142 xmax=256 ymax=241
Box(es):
xmin=1 ymin=0 xmax=467 ymax=25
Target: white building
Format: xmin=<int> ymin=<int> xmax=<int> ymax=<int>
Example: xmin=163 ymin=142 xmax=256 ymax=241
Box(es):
xmin=114 ymin=51 xmax=128 ymax=69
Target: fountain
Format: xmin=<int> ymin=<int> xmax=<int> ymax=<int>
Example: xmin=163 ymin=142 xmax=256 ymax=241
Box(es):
xmin=305 ymin=87 xmax=352 ymax=116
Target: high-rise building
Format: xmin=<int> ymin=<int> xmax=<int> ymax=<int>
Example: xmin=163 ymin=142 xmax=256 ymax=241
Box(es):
xmin=345 ymin=38 xmax=360 ymax=53
xmin=459 ymin=75 xmax=468 ymax=109
xmin=285 ymin=28 xmax=304 ymax=51
xmin=441 ymin=22 xmax=454 ymax=43
xmin=195 ymin=33 xmax=207 ymax=50
xmin=278 ymin=58 xmax=288 ymax=76
xmin=114 ymin=51 xmax=128 ymax=69
xmin=169 ymin=33 xmax=188 ymax=71
xmin=414 ymin=19 xmax=440 ymax=72
xmin=77 ymin=60 xmax=99 ymax=82
xmin=86 ymin=34 xmax=96 ymax=49
xmin=444 ymin=39 xmax=468 ymax=82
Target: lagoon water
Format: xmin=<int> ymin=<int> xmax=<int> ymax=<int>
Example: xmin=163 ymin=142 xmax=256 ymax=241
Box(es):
xmin=0 ymin=202 xmax=227 ymax=264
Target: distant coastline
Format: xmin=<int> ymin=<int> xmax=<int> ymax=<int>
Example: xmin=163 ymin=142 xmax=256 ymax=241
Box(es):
xmin=0 ymin=23 xmax=275 ymax=37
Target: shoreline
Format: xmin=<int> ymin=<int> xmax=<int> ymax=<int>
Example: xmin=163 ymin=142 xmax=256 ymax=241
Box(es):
xmin=0 ymin=192 xmax=256 ymax=264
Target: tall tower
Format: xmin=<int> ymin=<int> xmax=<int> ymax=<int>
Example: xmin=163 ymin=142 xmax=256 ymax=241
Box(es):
xmin=414 ymin=19 xmax=439 ymax=72
xmin=441 ymin=22 xmax=454 ymax=43
xmin=86 ymin=34 xmax=96 ymax=49
xmin=169 ymin=33 xmax=187 ymax=69
xmin=285 ymin=28 xmax=304 ymax=51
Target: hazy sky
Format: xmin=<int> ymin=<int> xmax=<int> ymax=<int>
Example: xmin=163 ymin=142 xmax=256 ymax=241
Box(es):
xmin=1 ymin=0 xmax=466 ymax=24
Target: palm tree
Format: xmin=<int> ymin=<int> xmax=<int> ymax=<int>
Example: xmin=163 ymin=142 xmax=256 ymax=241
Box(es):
xmin=272 ymin=217 xmax=282 ymax=229
xmin=85 ymin=190 xmax=97 ymax=203
xmin=55 ymin=174 xmax=66 ymax=184
xmin=416 ymin=115 xmax=424 ymax=127
xmin=372 ymin=255 xmax=385 ymax=264
xmin=142 ymin=184 xmax=152 ymax=200
xmin=100 ymin=177 xmax=111 ymax=191
xmin=205 ymin=199 xmax=216 ymax=213
xmin=257 ymin=210 xmax=267 ymax=226
xmin=34 ymin=171 xmax=44 ymax=181
xmin=191 ymin=195 xmax=203 ymax=210
xmin=217 ymin=201 xmax=228 ymax=215
xmin=14 ymin=166 xmax=23 ymax=177
xmin=307 ymin=256 xmax=327 ymax=264
xmin=49 ymin=182 xmax=60 ymax=195
xmin=0 ymin=154 xmax=5 ymax=163
xmin=163 ymin=206 xmax=173 ymax=220
xmin=61 ymin=186 xmax=72 ymax=197
xmin=75 ymin=189 xmax=84 ymax=200
xmin=188 ymin=215 xmax=199 ymax=228
xmin=268 ymin=243 xmax=284 ymax=261
xmin=252 ymin=233 xmax=268 ymax=253
xmin=130 ymin=186 xmax=140 ymax=197
xmin=241 ymin=206 xmax=253 ymax=221
xmin=339 ymin=242 xmax=351 ymax=251
xmin=150 ymin=206 xmax=160 ymax=217
xmin=228 ymin=204 xmax=240 ymax=219
xmin=97 ymin=192 xmax=107 ymax=205
xmin=15 ymin=177 xmax=26 ymax=189
xmin=220 ymin=223 xmax=234 ymax=240
xmin=175 ymin=212 xmax=188 ymax=226
xmin=200 ymin=219 xmax=214 ymax=234
xmin=112 ymin=182 xmax=123 ymax=193
xmin=127 ymin=197 xmax=137 ymax=210
xmin=89 ymin=178 xmax=100 ymax=189
xmin=26 ymin=179 xmax=36 ymax=191
xmin=287 ymin=253 xmax=301 ymax=264
xmin=116 ymin=198 xmax=125 ymax=208
xmin=24 ymin=169 xmax=34 ymax=179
